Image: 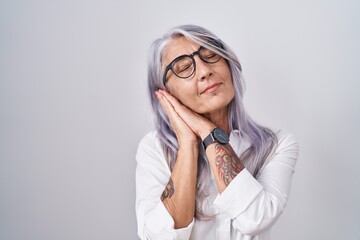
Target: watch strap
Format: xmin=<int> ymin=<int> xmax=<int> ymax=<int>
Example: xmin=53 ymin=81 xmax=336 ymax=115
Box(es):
xmin=202 ymin=131 xmax=216 ymax=150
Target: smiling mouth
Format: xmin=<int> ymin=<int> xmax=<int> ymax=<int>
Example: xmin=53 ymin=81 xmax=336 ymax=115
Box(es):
xmin=201 ymin=83 xmax=221 ymax=95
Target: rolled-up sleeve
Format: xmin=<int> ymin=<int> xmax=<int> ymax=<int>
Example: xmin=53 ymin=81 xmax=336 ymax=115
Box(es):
xmin=135 ymin=132 xmax=194 ymax=240
xmin=213 ymin=133 xmax=299 ymax=236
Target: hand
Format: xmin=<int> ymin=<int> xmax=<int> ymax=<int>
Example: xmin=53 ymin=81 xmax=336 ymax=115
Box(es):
xmin=155 ymin=90 xmax=198 ymax=146
xmin=155 ymin=89 xmax=216 ymax=142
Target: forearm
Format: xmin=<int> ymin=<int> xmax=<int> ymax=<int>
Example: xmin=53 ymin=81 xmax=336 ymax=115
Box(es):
xmin=205 ymin=142 xmax=244 ymax=193
xmin=161 ymin=143 xmax=198 ymax=229
xmin=213 ymin=133 xmax=299 ymax=235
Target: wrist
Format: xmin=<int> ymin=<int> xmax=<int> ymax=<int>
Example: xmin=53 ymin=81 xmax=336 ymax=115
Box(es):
xmin=178 ymin=140 xmax=200 ymax=154
xmin=201 ymin=127 xmax=229 ymax=150
xmin=199 ymin=124 xmax=217 ymax=140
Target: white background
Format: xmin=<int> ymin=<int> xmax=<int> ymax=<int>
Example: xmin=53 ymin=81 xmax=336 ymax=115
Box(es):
xmin=1 ymin=0 xmax=359 ymax=239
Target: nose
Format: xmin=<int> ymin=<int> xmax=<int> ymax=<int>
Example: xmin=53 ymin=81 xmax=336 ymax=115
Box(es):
xmin=194 ymin=56 xmax=214 ymax=81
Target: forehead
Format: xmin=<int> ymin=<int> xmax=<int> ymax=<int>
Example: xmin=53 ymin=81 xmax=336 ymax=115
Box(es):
xmin=163 ymin=37 xmax=200 ymax=66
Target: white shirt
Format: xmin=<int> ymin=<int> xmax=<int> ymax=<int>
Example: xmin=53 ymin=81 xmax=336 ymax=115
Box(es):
xmin=135 ymin=130 xmax=298 ymax=240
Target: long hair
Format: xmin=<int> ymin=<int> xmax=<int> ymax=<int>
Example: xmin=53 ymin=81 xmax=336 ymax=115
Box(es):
xmin=147 ymin=25 xmax=278 ymax=219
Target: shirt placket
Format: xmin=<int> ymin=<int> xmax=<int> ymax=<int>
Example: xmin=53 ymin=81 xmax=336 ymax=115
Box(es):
xmin=217 ymin=211 xmax=231 ymax=240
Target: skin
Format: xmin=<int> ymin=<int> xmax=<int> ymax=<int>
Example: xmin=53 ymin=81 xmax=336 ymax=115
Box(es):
xmin=155 ymin=37 xmax=244 ymax=229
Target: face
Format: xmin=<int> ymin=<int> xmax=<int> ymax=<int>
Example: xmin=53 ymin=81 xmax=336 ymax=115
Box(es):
xmin=162 ymin=37 xmax=235 ymax=115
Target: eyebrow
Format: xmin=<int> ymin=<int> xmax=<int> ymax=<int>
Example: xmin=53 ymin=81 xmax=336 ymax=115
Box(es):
xmin=165 ymin=46 xmax=202 ymax=65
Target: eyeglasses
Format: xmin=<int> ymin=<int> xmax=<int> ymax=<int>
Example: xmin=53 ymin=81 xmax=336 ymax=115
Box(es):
xmin=162 ymin=46 xmax=222 ymax=85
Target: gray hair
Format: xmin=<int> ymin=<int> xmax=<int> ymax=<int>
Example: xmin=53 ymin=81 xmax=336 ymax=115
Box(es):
xmin=147 ymin=25 xmax=277 ymax=219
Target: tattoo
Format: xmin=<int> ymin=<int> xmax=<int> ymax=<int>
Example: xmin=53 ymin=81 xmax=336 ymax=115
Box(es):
xmin=215 ymin=143 xmax=243 ymax=186
xmin=160 ymin=177 xmax=174 ymax=201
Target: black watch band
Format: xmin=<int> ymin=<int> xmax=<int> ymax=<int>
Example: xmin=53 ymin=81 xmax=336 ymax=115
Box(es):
xmin=202 ymin=127 xmax=229 ymax=150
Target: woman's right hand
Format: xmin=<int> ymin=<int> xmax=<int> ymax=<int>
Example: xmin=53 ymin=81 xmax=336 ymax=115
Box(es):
xmin=155 ymin=90 xmax=199 ymax=147
xmin=155 ymin=89 xmax=200 ymax=229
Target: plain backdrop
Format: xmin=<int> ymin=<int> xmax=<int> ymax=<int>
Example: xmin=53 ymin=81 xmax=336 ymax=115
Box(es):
xmin=1 ymin=0 xmax=360 ymax=239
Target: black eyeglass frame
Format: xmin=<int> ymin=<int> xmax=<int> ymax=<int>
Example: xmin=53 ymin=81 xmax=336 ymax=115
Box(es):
xmin=162 ymin=46 xmax=222 ymax=85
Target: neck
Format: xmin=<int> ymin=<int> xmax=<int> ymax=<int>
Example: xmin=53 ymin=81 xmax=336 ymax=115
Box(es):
xmin=203 ymin=107 xmax=230 ymax=134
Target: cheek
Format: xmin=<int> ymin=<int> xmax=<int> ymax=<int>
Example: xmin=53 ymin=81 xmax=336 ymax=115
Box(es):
xmin=229 ymin=80 xmax=235 ymax=96
xmin=168 ymin=84 xmax=198 ymax=107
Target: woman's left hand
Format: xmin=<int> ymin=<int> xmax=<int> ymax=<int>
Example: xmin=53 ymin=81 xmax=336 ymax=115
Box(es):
xmin=156 ymin=89 xmax=216 ymax=140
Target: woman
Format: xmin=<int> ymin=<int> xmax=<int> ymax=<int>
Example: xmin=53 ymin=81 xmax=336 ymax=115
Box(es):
xmin=135 ymin=25 xmax=298 ymax=240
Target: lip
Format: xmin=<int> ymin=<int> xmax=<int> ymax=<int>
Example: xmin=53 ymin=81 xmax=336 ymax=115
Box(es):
xmin=200 ymin=83 xmax=222 ymax=95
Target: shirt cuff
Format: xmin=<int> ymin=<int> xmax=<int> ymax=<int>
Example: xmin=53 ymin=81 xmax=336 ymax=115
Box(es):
xmin=213 ymin=169 xmax=263 ymax=219
xmin=175 ymin=219 xmax=194 ymax=239
xmin=144 ymin=200 xmax=194 ymax=239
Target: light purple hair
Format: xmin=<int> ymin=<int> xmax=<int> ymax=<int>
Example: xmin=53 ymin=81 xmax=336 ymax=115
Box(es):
xmin=147 ymin=25 xmax=278 ymax=219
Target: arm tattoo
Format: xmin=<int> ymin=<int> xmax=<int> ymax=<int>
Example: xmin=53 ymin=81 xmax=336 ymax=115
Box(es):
xmin=160 ymin=177 xmax=175 ymax=201
xmin=215 ymin=143 xmax=243 ymax=186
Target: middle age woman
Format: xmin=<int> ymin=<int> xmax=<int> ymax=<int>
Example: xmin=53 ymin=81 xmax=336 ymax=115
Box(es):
xmin=136 ymin=24 xmax=299 ymax=240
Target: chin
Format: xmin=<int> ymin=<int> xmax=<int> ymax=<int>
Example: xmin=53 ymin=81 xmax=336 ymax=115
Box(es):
xmin=196 ymin=102 xmax=231 ymax=115
xmin=185 ymin=92 xmax=234 ymax=114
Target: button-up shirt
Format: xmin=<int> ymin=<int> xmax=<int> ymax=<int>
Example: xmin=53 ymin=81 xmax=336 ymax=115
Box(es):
xmin=135 ymin=130 xmax=298 ymax=240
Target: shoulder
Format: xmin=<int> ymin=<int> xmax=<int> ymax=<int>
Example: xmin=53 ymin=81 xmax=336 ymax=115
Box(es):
xmin=137 ymin=130 xmax=159 ymax=148
xmin=272 ymin=130 xmax=299 ymax=161
xmin=136 ymin=130 xmax=161 ymax=156
xmin=136 ymin=130 xmax=168 ymax=167
xmin=275 ymin=130 xmax=299 ymax=148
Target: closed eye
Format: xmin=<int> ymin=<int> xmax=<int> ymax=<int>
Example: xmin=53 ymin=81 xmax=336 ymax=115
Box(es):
xmin=178 ymin=63 xmax=192 ymax=73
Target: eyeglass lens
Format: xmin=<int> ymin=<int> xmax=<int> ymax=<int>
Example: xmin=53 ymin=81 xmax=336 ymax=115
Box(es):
xmin=171 ymin=47 xmax=221 ymax=79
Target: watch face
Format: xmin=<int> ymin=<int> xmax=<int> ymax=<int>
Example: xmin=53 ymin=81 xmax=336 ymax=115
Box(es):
xmin=213 ymin=128 xmax=229 ymax=144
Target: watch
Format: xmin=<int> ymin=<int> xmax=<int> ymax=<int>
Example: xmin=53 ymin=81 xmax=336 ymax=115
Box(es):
xmin=202 ymin=127 xmax=229 ymax=150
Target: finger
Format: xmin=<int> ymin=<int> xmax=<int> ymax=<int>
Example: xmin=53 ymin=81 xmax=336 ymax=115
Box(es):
xmin=158 ymin=90 xmax=215 ymax=138
xmin=156 ymin=90 xmax=198 ymax=143
xmin=159 ymin=89 xmax=202 ymax=125
xmin=159 ymin=90 xmax=183 ymax=109
xmin=156 ymin=91 xmax=184 ymax=127
xmin=155 ymin=91 xmax=173 ymax=118
xmin=159 ymin=90 xmax=196 ymax=118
